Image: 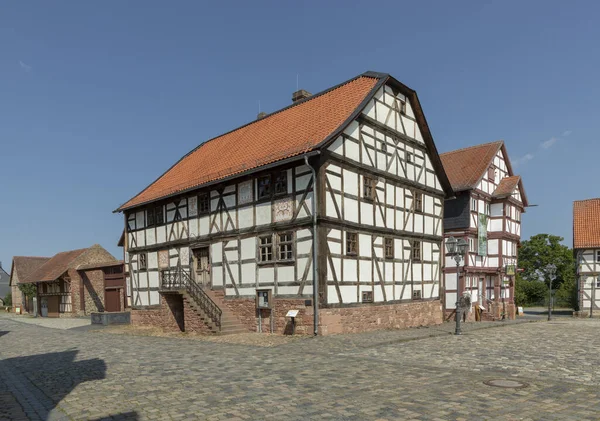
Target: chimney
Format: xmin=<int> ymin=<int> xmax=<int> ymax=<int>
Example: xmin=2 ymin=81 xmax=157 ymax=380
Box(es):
xmin=257 ymin=112 xmax=267 ymax=120
xmin=292 ymin=89 xmax=312 ymax=103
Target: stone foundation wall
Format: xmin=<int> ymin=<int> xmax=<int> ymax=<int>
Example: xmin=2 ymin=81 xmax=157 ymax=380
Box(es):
xmin=131 ymin=295 xmax=185 ymax=331
xmin=182 ymin=296 xmax=213 ymax=334
xmin=217 ymin=292 xmax=314 ymax=335
xmin=319 ymin=300 xmax=443 ymax=335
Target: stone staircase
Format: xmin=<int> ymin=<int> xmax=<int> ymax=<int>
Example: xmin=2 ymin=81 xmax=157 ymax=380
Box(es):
xmin=203 ymin=289 xmax=249 ymax=335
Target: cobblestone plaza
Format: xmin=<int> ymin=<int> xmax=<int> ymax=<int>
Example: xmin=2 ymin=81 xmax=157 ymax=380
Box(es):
xmin=0 ymin=316 xmax=598 ymax=420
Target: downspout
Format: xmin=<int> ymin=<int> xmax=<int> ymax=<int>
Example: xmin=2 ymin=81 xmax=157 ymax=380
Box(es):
xmin=304 ymin=154 xmax=320 ymax=336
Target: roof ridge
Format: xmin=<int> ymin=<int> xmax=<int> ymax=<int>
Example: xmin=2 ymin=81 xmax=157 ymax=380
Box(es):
xmin=13 ymin=256 xmax=50 ymax=259
xmin=574 ymin=197 xmax=600 ymax=204
xmin=115 ymin=71 xmax=386 ymax=212
xmin=440 ymin=140 xmax=504 ymax=156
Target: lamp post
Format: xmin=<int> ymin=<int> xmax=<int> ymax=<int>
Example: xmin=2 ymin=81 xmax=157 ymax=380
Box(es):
xmin=545 ymin=264 xmax=557 ymax=321
xmin=446 ymin=236 xmax=469 ymax=335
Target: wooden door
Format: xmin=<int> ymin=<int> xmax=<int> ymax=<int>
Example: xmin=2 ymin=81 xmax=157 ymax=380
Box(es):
xmin=47 ymin=296 xmax=60 ymax=318
xmin=105 ymin=289 xmax=121 ymax=312
xmin=193 ymin=247 xmax=210 ymax=287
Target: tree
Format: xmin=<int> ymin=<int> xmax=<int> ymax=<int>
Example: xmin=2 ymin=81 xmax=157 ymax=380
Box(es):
xmin=18 ymin=283 xmax=37 ymax=299
xmin=3 ymin=292 xmax=11 ymax=306
xmin=516 ymin=234 xmax=576 ymax=308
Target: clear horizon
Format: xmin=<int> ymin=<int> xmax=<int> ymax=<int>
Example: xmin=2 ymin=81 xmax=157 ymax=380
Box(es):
xmin=1 ymin=1 xmax=597 ymax=267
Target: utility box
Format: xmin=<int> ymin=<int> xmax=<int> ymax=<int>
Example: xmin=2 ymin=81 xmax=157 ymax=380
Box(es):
xmin=256 ymin=289 xmax=272 ymax=309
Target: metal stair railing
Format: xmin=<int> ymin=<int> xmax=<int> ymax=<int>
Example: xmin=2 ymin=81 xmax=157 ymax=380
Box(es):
xmin=181 ymin=271 xmax=222 ymax=330
xmin=161 ymin=269 xmax=222 ymax=330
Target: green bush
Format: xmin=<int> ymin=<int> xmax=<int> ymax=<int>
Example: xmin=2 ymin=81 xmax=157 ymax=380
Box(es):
xmin=3 ymin=293 xmax=11 ymax=306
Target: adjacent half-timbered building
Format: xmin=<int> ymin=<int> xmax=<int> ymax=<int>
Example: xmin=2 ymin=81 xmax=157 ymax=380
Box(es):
xmin=573 ymin=198 xmax=600 ymax=316
xmin=9 ymin=256 xmax=50 ymax=313
xmin=16 ymin=245 xmax=123 ymax=317
xmin=116 ymin=71 xmax=453 ymax=335
xmin=440 ymin=141 xmax=528 ymax=320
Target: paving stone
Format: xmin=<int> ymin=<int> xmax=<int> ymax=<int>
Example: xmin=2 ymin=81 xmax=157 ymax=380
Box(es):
xmin=1 ymin=315 xmax=600 ymax=420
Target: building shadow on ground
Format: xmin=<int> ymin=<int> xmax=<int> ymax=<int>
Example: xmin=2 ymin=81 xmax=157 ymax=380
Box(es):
xmin=89 ymin=411 xmax=139 ymax=420
xmin=0 ymin=331 xmax=8 ymax=338
xmin=0 ymin=347 xmax=138 ymax=420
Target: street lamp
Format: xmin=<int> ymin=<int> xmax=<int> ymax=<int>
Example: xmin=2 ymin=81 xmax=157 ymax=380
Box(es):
xmin=545 ymin=263 xmax=557 ymax=321
xmin=446 ymin=236 xmax=469 ymax=335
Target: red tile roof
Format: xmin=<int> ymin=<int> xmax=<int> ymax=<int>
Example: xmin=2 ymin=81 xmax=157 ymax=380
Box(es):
xmin=492 ymin=176 xmax=521 ymax=199
xmin=10 ymin=256 xmax=50 ymax=285
xmin=440 ymin=141 xmax=504 ymax=192
xmin=21 ymin=248 xmax=89 ymax=284
xmin=117 ymin=75 xmax=381 ymax=211
xmin=573 ymin=198 xmax=600 ymax=249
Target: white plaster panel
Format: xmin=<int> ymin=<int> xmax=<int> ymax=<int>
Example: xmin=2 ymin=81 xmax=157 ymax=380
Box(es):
xmin=344 ymin=197 xmax=359 ymax=223
xmin=345 ymin=139 xmax=359 ymax=162
xmin=401 ymin=284 xmax=413 ymax=301
xmin=296 ymin=173 xmax=312 ymax=191
xmin=359 ymin=260 xmax=371 ymax=282
xmin=328 ymin=239 xmax=341 ymax=256
xmin=211 ymin=243 xmax=222 ymax=264
xmin=241 ymin=263 xmax=255 ymax=285
xmin=327 ymin=286 xmax=340 ymax=304
xmin=138 ymin=271 xmax=148 ymax=289
xmin=148 ymin=271 xmax=159 ymax=289
xmin=326 ymin=192 xmax=337 ymax=218
xmin=136 ymin=231 xmax=145 ymax=248
xmin=361 ymin=202 xmax=373 ymax=226
xmin=146 ymin=228 xmax=156 ymax=246
xmin=359 ymin=234 xmax=372 ymax=258
xmin=328 ymin=136 xmax=344 ymax=155
xmin=258 ymin=266 xmax=275 ymax=284
xmin=148 ymin=252 xmax=158 ymax=269
xmin=277 ymin=265 xmax=294 ymax=283
xmin=343 ymin=259 xmax=357 ymax=283
xmin=298 ymin=257 xmax=312 ymax=282
xmin=256 ymin=202 xmax=271 ymax=226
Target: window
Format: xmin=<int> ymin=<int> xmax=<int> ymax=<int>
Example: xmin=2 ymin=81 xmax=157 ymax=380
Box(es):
xmin=406 ymin=151 xmax=413 ymax=163
xmin=138 ymin=253 xmax=147 ymax=271
xmin=411 ymin=241 xmax=421 ymax=262
xmin=278 ymin=232 xmax=294 ymax=260
xmin=346 ymin=232 xmax=358 ymax=255
xmin=399 ymin=100 xmax=407 ymax=115
xmin=274 ymin=171 xmax=287 ymax=196
xmin=380 ymin=142 xmax=387 ymax=153
xmin=147 ymin=208 xmax=155 ymax=227
xmin=362 ymin=291 xmax=373 ymax=303
xmin=596 ymin=250 xmax=600 ymax=263
xmin=485 ymin=203 xmax=490 ymax=215
xmin=488 ymin=167 xmax=495 ymax=181
xmin=515 ymin=209 xmax=521 ymax=221
xmin=363 ymin=176 xmax=375 ymax=200
xmin=596 ymin=276 xmax=600 ymax=288
xmin=199 ymin=193 xmax=210 ymax=214
xmin=258 ymin=175 xmax=271 ymax=199
xmin=385 ymin=238 xmax=394 ymax=259
xmin=471 ymin=198 xmax=477 ymax=212
xmin=155 ymin=206 xmax=164 ymax=225
xmin=469 ymin=237 xmax=477 ymax=253
xmin=259 ymin=235 xmax=273 ymax=262
xmin=412 ymin=290 xmax=422 ymax=300
xmin=414 ymin=192 xmax=423 ymax=213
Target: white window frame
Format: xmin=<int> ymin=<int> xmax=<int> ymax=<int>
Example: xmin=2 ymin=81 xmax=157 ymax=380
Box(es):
xmin=471 ymin=198 xmax=477 ymax=212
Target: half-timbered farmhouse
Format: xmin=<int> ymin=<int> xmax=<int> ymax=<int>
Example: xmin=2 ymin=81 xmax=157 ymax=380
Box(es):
xmin=116 ymin=71 xmax=453 ymax=335
xmin=9 ymin=256 xmax=49 ymax=313
xmin=440 ymin=141 xmax=527 ymax=320
xmin=573 ymin=198 xmax=600 ymax=316
xmin=14 ymin=245 xmax=124 ymax=317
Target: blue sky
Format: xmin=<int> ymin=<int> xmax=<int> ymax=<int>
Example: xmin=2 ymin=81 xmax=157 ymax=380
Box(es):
xmin=1 ymin=1 xmax=598 ymax=270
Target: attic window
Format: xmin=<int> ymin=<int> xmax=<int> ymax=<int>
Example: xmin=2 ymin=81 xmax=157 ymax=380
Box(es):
xmin=414 ymin=192 xmax=423 ymax=213
xmin=258 ymin=175 xmax=271 ymax=199
xmin=147 ymin=208 xmax=155 ymax=227
xmin=363 ymin=176 xmax=375 ymax=200
xmin=274 ymin=171 xmax=287 ymax=196
xmin=399 ymin=100 xmax=407 ymax=115
xmin=198 ymin=193 xmax=210 ymax=214
xmin=488 ymin=167 xmax=495 ymax=181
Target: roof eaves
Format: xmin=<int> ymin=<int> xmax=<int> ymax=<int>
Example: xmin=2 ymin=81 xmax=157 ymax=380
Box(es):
xmin=115 ymin=72 xmax=381 ymax=213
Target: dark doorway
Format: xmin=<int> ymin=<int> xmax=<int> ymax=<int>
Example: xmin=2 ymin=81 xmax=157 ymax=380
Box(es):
xmin=47 ymin=296 xmax=60 ymax=318
xmin=105 ymin=288 xmax=121 ymax=312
